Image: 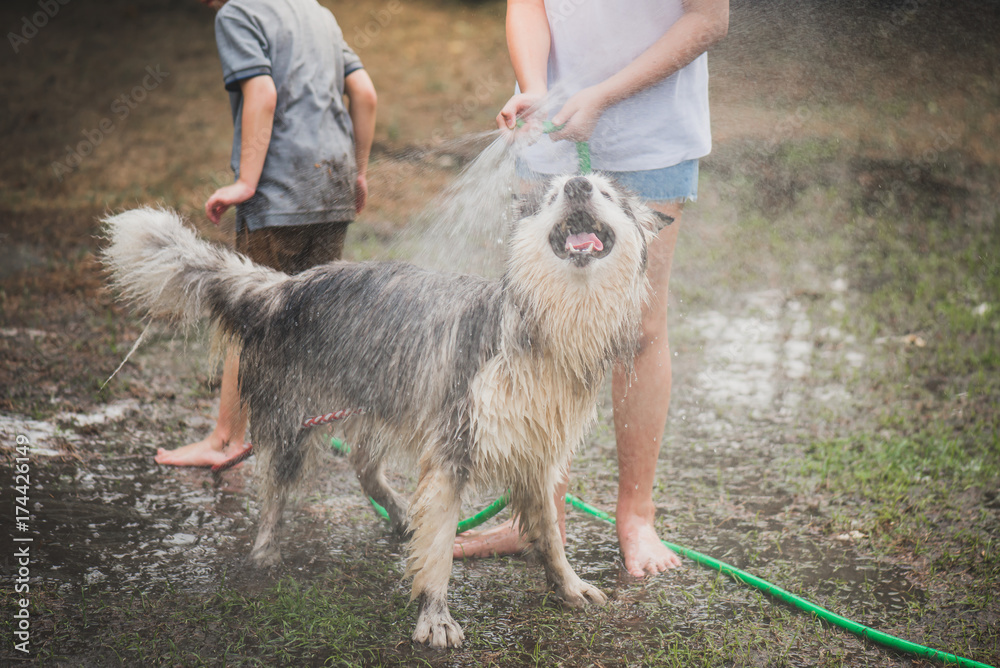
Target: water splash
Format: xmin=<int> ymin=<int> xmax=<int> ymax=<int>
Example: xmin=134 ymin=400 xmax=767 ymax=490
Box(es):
xmin=387 ymin=131 xmax=520 ymax=277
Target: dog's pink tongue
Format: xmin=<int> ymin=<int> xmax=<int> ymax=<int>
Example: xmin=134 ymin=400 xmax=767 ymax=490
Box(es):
xmin=565 ymin=232 xmax=603 ymax=253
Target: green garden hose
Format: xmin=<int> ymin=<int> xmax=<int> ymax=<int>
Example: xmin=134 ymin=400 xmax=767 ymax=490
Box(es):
xmin=565 ymin=493 xmax=994 ymax=668
xmin=516 ymin=118 xmax=592 ymax=174
xmin=331 ymin=439 xmax=508 ymax=533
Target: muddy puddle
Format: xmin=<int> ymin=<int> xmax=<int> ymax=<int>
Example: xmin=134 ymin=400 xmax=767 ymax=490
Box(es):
xmin=18 ymin=457 xmax=247 ymax=594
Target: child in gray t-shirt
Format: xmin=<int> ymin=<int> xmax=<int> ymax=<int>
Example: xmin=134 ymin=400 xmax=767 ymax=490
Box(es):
xmin=155 ymin=0 xmax=377 ymax=467
xmin=211 ymin=0 xmax=371 ymax=230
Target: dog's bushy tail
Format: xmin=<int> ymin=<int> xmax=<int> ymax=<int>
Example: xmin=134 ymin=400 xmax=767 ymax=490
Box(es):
xmin=101 ymin=207 xmax=285 ymax=336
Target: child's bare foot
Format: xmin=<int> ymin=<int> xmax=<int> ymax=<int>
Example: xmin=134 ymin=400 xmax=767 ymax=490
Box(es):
xmin=617 ymin=515 xmax=681 ymax=577
xmin=155 ymin=435 xmax=248 ymax=468
xmin=453 ymin=518 xmax=532 ymax=559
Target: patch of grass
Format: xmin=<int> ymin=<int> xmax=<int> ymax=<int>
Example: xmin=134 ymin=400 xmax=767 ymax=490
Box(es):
xmin=8 ymin=541 xmax=941 ymax=668
xmin=780 ymin=142 xmax=1000 ymax=520
xmin=800 ymin=425 xmax=996 ymax=527
xmin=29 ymin=564 xmax=417 ymax=666
xmin=775 ymin=150 xmax=1000 ymax=664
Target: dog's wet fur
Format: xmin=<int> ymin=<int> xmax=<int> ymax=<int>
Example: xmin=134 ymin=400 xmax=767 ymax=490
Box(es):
xmin=103 ymin=173 xmax=670 ymax=648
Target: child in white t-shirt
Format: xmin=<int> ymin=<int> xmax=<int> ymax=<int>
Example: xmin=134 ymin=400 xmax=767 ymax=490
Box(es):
xmin=455 ymin=0 xmax=729 ymax=578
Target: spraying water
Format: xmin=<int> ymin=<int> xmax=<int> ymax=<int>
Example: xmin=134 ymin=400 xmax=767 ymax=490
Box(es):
xmin=386 ymin=131 xmax=520 ymax=277
xmin=379 ymin=83 xmax=584 ymax=278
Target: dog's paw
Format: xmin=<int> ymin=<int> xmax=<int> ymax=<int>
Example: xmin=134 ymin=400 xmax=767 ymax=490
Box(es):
xmin=247 ymin=545 xmax=282 ymax=569
xmin=412 ymin=609 xmax=465 ymax=648
xmin=555 ymin=579 xmax=608 ymax=608
xmin=391 ymin=518 xmax=413 ymax=540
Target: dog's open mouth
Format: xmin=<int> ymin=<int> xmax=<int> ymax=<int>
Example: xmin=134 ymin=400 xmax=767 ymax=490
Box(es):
xmin=566 ymin=232 xmax=603 ymax=253
xmin=549 ymin=209 xmax=615 ymax=266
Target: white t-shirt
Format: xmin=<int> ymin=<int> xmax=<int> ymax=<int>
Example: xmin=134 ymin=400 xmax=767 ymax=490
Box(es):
xmin=520 ymin=0 xmax=712 ymax=173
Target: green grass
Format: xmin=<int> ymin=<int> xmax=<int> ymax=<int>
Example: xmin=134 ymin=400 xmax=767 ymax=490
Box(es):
xmin=770 ymin=147 xmax=1000 ymax=662
xmin=799 ymin=426 xmax=997 ymax=533
xmin=16 ymin=563 xmax=893 ymax=667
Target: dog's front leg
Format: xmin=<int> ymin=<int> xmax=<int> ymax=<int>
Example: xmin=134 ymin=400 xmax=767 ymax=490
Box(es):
xmin=406 ymin=461 xmax=465 ymax=648
xmin=520 ymin=482 xmax=608 ymax=608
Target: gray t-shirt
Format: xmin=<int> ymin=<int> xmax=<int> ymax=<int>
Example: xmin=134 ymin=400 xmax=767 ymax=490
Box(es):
xmin=215 ymin=0 xmax=364 ymax=229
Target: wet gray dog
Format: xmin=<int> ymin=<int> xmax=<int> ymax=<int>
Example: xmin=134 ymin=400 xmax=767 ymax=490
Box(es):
xmin=103 ymin=173 xmax=670 ymax=648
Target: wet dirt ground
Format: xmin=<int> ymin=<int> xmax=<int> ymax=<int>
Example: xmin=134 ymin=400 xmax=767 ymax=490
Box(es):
xmin=1 ymin=207 xmax=986 ymax=666
xmin=2 ymin=0 xmax=999 ymax=665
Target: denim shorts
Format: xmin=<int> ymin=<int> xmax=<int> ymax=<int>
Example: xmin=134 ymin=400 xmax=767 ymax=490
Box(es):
xmin=517 ymin=158 xmax=699 ymax=203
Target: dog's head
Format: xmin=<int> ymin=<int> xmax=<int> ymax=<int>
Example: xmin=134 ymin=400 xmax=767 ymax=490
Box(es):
xmin=504 ymin=173 xmax=672 ymax=361
xmin=510 ymin=173 xmax=671 ymax=276
xmin=506 ymin=174 xmax=670 ymax=350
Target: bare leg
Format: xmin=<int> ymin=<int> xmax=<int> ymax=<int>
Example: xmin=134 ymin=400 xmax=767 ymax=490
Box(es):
xmin=613 ymin=200 xmax=684 ymax=577
xmin=453 ymin=476 xmax=567 ymax=559
xmin=155 ymin=349 xmax=250 ymax=467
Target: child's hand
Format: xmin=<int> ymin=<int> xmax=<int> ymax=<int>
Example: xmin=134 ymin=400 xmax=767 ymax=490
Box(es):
xmin=355 ymin=174 xmax=368 ymax=214
xmin=497 ymin=92 xmax=544 ymax=132
xmin=549 ymin=86 xmax=609 ymax=142
xmin=205 ymin=181 xmax=256 ymax=224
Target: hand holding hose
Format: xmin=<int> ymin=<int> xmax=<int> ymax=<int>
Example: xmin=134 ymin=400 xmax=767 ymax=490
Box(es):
xmin=504 ymin=88 xmax=602 ymax=174
xmin=497 ymin=92 xmax=545 ymax=131
xmin=547 ymin=85 xmax=610 ymax=143
xmin=514 ymin=118 xmax=592 ymax=175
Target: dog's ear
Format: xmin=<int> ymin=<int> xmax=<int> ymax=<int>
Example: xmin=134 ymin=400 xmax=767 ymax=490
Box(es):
xmin=652 ymin=210 xmax=675 ymax=230
xmin=636 ymin=206 xmax=674 ymax=239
